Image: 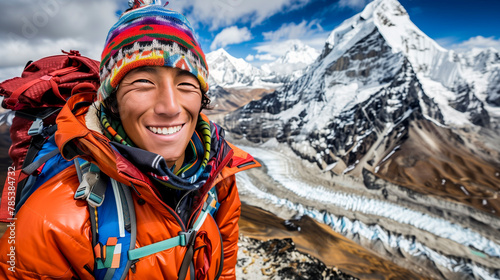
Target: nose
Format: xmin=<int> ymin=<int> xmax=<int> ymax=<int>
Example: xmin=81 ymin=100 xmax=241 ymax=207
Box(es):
xmin=154 ymin=82 xmax=181 ymax=117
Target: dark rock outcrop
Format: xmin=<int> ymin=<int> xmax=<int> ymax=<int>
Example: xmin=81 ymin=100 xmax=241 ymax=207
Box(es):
xmin=237 ymin=236 xmax=358 ymax=280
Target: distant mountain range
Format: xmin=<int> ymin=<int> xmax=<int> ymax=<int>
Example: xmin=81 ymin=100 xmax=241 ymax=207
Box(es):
xmin=221 ymin=0 xmax=500 ymax=218
xmin=206 ymin=41 xmax=320 ymax=89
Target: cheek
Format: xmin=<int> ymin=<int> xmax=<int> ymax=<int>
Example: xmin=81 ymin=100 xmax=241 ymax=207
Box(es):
xmin=117 ymin=94 xmax=146 ymax=122
xmin=183 ymin=95 xmax=202 ymax=116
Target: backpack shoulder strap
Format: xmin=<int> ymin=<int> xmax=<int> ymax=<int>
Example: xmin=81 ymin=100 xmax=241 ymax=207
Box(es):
xmin=75 ymin=163 xmax=136 ymax=280
xmin=76 ymin=167 xmax=220 ymax=279
xmin=11 ymin=135 xmax=76 ymax=216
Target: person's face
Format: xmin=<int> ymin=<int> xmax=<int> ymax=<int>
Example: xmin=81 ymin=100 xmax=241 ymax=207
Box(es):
xmin=116 ymin=66 xmax=202 ymax=171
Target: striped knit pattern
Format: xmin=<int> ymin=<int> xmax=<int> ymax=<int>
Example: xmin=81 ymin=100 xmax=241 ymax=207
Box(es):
xmin=99 ymin=104 xmax=135 ymax=146
xmin=197 ymin=115 xmax=212 ymax=170
xmin=98 ymin=4 xmax=209 ymax=101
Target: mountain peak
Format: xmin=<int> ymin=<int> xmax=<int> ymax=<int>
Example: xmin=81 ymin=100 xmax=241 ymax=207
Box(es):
xmin=278 ymin=41 xmax=319 ymax=64
xmin=324 ymin=0 xmax=456 ymax=88
xmin=286 ymin=39 xmax=307 ymax=51
xmin=206 ymin=48 xmax=278 ymax=88
xmin=261 ymin=41 xmax=319 ymax=79
xmin=360 ymin=0 xmax=408 ymax=20
xmin=207 ymin=48 xmax=230 ymax=59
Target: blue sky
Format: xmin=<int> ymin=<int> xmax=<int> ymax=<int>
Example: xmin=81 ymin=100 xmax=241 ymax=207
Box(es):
xmin=0 ymin=0 xmax=499 ymax=81
xmin=167 ymin=0 xmax=500 ymax=63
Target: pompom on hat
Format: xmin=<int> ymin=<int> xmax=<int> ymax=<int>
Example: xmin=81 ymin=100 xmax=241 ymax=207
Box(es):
xmin=98 ymin=0 xmax=209 ymax=101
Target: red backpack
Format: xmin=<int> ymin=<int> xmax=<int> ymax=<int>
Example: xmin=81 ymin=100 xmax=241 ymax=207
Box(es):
xmin=0 ymin=50 xmax=100 ymax=222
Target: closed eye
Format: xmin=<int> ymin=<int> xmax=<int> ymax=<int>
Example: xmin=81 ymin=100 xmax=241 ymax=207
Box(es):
xmin=133 ymin=79 xmax=153 ymax=84
xmin=178 ymin=82 xmax=199 ymax=89
xmin=178 ymin=82 xmax=200 ymax=91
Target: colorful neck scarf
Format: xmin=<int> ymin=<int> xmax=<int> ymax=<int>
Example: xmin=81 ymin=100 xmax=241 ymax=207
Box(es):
xmin=99 ymin=104 xmax=213 ymax=191
xmin=99 ymin=106 xmax=135 ymax=147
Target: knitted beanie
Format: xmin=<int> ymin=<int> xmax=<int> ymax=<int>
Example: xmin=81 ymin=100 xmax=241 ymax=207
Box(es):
xmin=98 ymin=0 xmax=209 ymax=101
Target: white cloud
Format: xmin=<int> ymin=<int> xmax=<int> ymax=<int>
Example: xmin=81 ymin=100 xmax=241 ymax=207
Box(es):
xmin=1 ymin=38 xmax=103 ymax=67
xmin=434 ymin=37 xmax=458 ymax=50
xmin=338 ymin=0 xmax=372 ymax=10
xmin=0 ymin=0 xmax=119 ymax=74
xmin=210 ymin=26 xmax=252 ymax=51
xmin=262 ymin=20 xmax=322 ymax=41
xmin=0 ymin=66 xmax=24 ymax=83
xmin=449 ymin=36 xmax=500 ymax=52
xmin=254 ymin=40 xmax=298 ymax=57
xmin=168 ymin=0 xmax=313 ymax=30
xmin=244 ymin=53 xmax=277 ymax=67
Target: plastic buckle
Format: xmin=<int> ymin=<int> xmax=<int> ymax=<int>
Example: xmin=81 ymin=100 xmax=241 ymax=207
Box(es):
xmin=87 ymin=191 xmax=105 ymax=208
xmin=74 ymin=179 xmax=91 ymax=200
xmin=74 ymin=172 xmax=100 ymax=202
xmin=28 ymin=118 xmax=44 ymax=136
xmin=179 ymin=230 xmax=196 ymax=247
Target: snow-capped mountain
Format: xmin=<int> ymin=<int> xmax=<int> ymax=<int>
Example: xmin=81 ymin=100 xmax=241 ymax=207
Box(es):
xmin=224 ymin=0 xmax=500 ymax=217
xmin=320 ymin=0 xmax=497 ymax=127
xmin=261 ymin=41 xmax=320 ymax=82
xmin=206 ymin=44 xmax=320 ymax=89
xmin=206 ymin=48 xmax=280 ymax=88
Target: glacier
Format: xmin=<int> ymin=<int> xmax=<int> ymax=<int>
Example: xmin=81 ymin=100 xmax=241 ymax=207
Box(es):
xmin=236 ymin=144 xmax=500 ymax=279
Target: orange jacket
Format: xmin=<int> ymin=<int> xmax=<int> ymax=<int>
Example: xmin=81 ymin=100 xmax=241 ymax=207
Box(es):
xmin=0 ymin=92 xmax=260 ymax=279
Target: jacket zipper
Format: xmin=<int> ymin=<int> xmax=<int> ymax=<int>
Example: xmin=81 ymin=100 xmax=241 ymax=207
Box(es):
xmin=175 ymin=189 xmax=194 ymax=215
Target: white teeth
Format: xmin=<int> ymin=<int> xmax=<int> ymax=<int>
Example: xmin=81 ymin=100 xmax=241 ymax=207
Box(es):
xmin=149 ymin=125 xmax=182 ymax=135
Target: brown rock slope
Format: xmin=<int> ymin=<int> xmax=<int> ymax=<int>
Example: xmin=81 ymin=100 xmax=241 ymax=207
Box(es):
xmin=372 ymin=120 xmax=500 ymax=216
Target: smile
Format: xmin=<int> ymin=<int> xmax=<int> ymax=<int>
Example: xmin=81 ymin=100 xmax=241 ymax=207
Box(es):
xmin=148 ymin=125 xmax=183 ymax=135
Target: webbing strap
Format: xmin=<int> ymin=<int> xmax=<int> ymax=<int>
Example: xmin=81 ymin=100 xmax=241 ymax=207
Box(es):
xmin=126 ymin=191 xmax=219 ymax=262
xmin=4 ymin=78 xmax=45 ymax=108
xmin=103 ymin=268 xmax=115 ymax=280
xmin=127 ymin=234 xmax=187 ymax=261
xmin=103 ymin=245 xmax=115 ymax=268
xmin=22 ymin=148 xmax=60 ymax=175
xmin=178 ymin=242 xmax=195 ymax=280
xmin=87 ymin=177 xmax=107 ymax=207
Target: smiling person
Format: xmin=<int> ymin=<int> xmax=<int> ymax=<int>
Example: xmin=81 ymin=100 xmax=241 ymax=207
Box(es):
xmin=0 ymin=1 xmax=259 ymax=279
